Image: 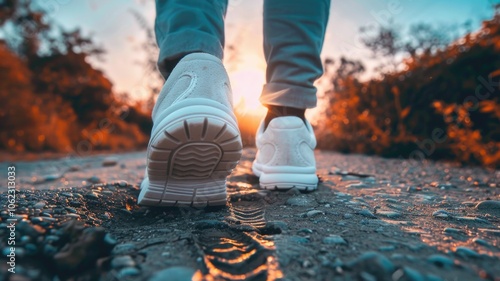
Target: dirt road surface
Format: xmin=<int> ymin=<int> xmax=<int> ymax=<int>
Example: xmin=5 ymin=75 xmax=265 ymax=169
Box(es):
xmin=0 ymin=149 xmax=499 ymax=280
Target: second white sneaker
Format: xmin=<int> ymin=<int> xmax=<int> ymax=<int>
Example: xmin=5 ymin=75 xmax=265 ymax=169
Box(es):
xmin=252 ymin=116 xmax=318 ymax=191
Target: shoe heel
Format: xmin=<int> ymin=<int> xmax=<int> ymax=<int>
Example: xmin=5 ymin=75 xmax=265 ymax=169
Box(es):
xmin=139 ymin=105 xmax=242 ymax=207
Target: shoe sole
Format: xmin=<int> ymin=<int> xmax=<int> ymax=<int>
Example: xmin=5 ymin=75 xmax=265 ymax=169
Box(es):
xmin=139 ymin=102 xmax=242 ymax=207
xmin=252 ymin=163 xmax=318 ymax=191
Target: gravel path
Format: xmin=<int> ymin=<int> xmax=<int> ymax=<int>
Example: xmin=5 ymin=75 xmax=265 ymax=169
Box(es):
xmin=0 ymin=149 xmax=499 ymax=280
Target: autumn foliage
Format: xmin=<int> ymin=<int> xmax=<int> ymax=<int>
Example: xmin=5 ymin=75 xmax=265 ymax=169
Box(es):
xmin=319 ymin=5 xmax=500 ymax=167
xmin=0 ymin=0 xmax=151 ymax=155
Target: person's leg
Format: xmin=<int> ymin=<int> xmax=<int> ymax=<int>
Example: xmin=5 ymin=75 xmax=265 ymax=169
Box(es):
xmin=139 ymin=0 xmax=242 ymax=207
xmin=253 ymin=0 xmax=330 ymax=191
xmin=261 ymin=0 xmax=330 ymax=124
xmin=155 ymin=0 xmax=228 ymax=78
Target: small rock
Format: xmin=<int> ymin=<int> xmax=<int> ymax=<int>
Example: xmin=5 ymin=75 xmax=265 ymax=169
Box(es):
xmin=102 ymin=157 xmax=118 ymax=167
xmin=347 ymin=252 xmax=395 ymax=280
xmin=343 ymin=213 xmax=353 ymax=219
xmin=432 ymin=210 xmax=451 ymax=218
xmin=286 ymin=197 xmax=314 ymax=207
xmin=112 ymin=243 xmax=138 ymax=255
xmin=323 ymin=235 xmax=347 ymax=245
xmin=455 ymin=246 xmax=480 ymax=258
xmin=376 ymin=210 xmax=401 ymax=219
xmin=378 ymin=245 xmax=395 ymax=252
xmin=443 ymin=228 xmax=465 ymax=235
xmin=298 ymin=228 xmax=313 ymax=234
xmin=393 ymin=267 xmax=425 ymax=281
xmin=306 ymin=210 xmax=324 ymax=218
xmin=85 ymin=192 xmax=99 ymax=200
xmin=479 ymin=228 xmax=500 ymax=237
xmin=346 ymin=182 xmax=369 ymax=189
xmin=111 ymin=255 xmax=136 ymax=269
xmin=472 ymin=238 xmax=491 ymax=247
xmin=118 ymin=267 xmax=140 ymax=277
xmin=87 ymin=176 xmax=101 ymax=184
xmin=359 ymin=209 xmax=376 ymax=218
xmin=476 ymin=200 xmax=500 ymax=216
xmin=149 ymin=266 xmax=195 ymax=281
xmin=438 ymin=183 xmax=457 ymax=190
xmin=427 ymin=255 xmax=454 ymax=268
xmin=462 ymin=201 xmax=476 ymax=207
xmin=42 ymin=174 xmax=60 ymax=182
xmin=118 ymin=180 xmax=128 ymax=187
xmin=33 ymin=201 xmax=46 ymax=209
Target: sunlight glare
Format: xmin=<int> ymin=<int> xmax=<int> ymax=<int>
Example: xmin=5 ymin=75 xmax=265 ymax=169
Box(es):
xmin=229 ymin=68 xmax=267 ymax=115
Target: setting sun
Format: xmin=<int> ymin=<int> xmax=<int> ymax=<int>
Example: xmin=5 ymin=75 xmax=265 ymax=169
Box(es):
xmin=228 ymin=67 xmax=267 ymax=116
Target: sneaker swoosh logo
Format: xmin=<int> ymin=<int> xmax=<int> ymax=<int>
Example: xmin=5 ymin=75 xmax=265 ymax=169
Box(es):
xmin=172 ymin=72 xmax=198 ymax=104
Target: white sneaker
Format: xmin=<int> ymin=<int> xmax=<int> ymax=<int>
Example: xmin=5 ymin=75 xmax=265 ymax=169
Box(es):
xmin=138 ymin=53 xmax=242 ymax=207
xmin=252 ymin=116 xmax=318 ymax=191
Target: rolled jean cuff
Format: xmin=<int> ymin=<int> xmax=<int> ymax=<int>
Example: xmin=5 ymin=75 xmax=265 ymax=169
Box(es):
xmin=157 ymin=29 xmax=224 ymax=78
xmin=260 ymin=82 xmax=317 ymax=109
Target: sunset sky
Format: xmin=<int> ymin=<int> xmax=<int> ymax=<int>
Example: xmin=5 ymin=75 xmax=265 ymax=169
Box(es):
xmin=48 ymin=0 xmax=499 ymax=113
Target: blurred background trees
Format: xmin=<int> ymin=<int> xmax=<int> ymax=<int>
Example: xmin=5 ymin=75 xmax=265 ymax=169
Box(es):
xmin=319 ymin=4 xmax=500 ymax=167
xmin=0 ymin=0 xmax=151 ymax=154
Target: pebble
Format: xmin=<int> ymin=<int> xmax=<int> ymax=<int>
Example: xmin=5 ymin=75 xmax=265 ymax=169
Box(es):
xmin=443 ymin=228 xmax=465 ymax=235
xmin=298 ymin=228 xmax=313 ymax=234
xmin=432 ymin=210 xmax=451 ymax=218
xmin=286 ymin=197 xmax=314 ymax=207
xmin=462 ymin=201 xmax=476 ymax=207
xmin=87 ymin=176 xmax=101 ymax=184
xmin=378 ymin=245 xmax=396 ymax=252
xmin=359 ymin=209 xmax=376 ymax=218
xmin=476 ymin=200 xmax=500 ymax=216
xmin=347 ymin=252 xmax=395 ymax=280
xmin=346 ymin=182 xmax=369 ymax=189
xmin=112 ymin=243 xmax=138 ymax=255
xmin=478 ymin=228 xmax=500 ymax=237
xmin=472 ymin=238 xmax=491 ymax=247
xmin=427 ymin=255 xmax=454 ymax=268
xmin=376 ymin=210 xmax=401 ymax=219
xmin=439 ymin=183 xmax=457 ymax=189
xmin=118 ymin=180 xmax=128 ymax=187
xmin=42 ymin=174 xmax=60 ymax=182
xmin=455 ymin=246 xmax=480 ymax=258
xmin=68 ymin=165 xmax=81 ymax=171
xmin=148 ymin=266 xmax=195 ymax=281
xmin=85 ymin=192 xmax=99 ymax=200
xmin=406 ymin=186 xmax=422 ymax=192
xmin=343 ymin=213 xmax=353 ymax=219
xmin=33 ymin=202 xmax=46 ymax=209
xmin=393 ymin=267 xmax=425 ymax=281
xmin=306 ymin=210 xmax=324 ymax=218
xmin=102 ymin=157 xmax=118 ymax=167
xmin=111 ymin=255 xmax=136 ymax=269
xmin=118 ymin=267 xmax=140 ymax=277
xmin=66 ymin=213 xmax=80 ymax=219
xmin=455 ymin=216 xmax=490 ymax=224
xmin=323 ymin=235 xmax=347 ymax=245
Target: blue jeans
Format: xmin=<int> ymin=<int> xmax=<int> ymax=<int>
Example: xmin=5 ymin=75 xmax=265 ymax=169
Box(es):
xmin=155 ymin=0 xmax=330 ymax=109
